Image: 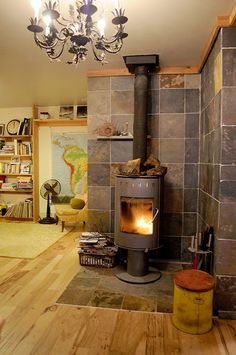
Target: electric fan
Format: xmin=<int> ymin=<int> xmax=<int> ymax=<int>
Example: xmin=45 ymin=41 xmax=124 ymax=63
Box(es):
xmin=39 ymin=179 xmax=61 ymax=224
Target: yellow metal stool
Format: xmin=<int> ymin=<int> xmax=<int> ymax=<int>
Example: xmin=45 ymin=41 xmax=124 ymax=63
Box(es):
xmin=173 ymin=269 xmax=214 ymax=334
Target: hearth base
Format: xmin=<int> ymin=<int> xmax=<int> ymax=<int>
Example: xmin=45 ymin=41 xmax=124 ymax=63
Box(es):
xmin=116 ymin=269 xmax=161 ymax=284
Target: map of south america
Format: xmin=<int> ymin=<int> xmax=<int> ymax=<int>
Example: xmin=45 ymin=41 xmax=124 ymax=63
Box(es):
xmin=52 ymin=134 xmax=87 ymax=195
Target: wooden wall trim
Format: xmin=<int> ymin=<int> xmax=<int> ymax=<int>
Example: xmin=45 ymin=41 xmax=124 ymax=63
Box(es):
xmin=87 ymin=6 xmax=236 ymax=78
xmin=229 ymin=4 xmax=236 ymax=25
xmin=198 ymin=16 xmax=230 ymax=72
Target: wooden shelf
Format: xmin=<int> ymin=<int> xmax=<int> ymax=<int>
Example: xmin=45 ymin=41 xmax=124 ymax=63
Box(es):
xmin=33 ymin=119 xmax=87 ymax=126
xmin=0 ymin=189 xmax=33 ymax=194
xmin=0 ymin=155 xmax=32 ymax=160
xmin=0 ymin=216 xmax=33 ymax=221
xmin=0 ymin=173 xmax=32 ymax=177
xmin=0 ymin=135 xmax=32 ymax=140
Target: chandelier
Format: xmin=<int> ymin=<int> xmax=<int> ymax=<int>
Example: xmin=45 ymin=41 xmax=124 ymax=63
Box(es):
xmin=27 ymin=0 xmax=128 ymax=64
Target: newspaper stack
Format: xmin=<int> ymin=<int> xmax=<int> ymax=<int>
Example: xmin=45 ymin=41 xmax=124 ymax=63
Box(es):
xmin=77 ymin=232 xmax=118 ymax=256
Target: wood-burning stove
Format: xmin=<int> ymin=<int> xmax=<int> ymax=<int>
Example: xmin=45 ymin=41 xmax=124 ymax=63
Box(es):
xmin=115 ymin=175 xmax=163 ymax=283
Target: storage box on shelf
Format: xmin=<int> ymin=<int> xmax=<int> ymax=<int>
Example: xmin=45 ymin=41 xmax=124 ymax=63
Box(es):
xmin=0 ymin=135 xmax=33 ymax=221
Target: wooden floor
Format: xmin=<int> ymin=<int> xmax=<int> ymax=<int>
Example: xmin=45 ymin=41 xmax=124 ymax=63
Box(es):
xmin=0 ymin=228 xmax=235 ymax=355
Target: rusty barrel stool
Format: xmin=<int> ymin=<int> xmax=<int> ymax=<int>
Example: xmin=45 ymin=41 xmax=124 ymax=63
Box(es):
xmin=173 ymin=269 xmax=215 ymax=334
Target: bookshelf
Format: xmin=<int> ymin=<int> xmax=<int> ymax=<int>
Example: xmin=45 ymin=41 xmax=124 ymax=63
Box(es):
xmin=0 ymin=134 xmax=33 ymax=220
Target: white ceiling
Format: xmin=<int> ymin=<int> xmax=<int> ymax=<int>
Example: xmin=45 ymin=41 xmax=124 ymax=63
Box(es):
xmin=0 ymin=0 xmax=235 ymax=108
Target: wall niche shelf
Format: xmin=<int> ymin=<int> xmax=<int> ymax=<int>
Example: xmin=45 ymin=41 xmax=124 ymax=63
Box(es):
xmin=97 ymin=135 xmax=133 ymax=141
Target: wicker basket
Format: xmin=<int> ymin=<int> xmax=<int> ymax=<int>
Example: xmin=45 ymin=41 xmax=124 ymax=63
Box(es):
xmin=79 ymin=252 xmax=117 ymax=268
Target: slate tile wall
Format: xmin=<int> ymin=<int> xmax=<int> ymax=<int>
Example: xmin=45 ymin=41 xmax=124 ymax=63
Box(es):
xmin=200 ymin=27 xmax=236 ymax=319
xmin=87 ymin=73 xmax=200 ymax=263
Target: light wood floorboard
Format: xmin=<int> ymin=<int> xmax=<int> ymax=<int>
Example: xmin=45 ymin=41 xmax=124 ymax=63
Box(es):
xmin=0 ymin=228 xmax=235 ymax=354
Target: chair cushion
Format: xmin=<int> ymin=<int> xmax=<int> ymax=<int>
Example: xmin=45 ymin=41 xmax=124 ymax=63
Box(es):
xmin=70 ymin=198 xmax=85 ymax=210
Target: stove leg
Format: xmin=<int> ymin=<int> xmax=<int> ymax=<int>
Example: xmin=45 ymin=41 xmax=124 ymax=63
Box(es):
xmin=127 ymin=250 xmax=148 ymax=276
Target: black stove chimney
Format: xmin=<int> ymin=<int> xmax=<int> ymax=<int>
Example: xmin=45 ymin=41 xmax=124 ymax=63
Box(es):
xmin=123 ymin=55 xmax=159 ymax=164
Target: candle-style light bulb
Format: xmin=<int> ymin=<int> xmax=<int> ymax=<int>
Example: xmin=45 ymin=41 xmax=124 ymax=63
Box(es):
xmin=98 ymin=18 xmax=106 ymax=37
xmin=43 ymin=15 xmax=51 ymax=36
xmin=31 ymin=0 xmax=41 ymax=19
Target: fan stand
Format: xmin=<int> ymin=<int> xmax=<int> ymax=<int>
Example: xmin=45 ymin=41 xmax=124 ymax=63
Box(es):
xmin=39 ymin=194 xmax=56 ymax=224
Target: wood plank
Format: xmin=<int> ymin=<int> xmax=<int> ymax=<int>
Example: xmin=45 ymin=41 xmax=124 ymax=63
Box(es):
xmin=0 ymin=229 xmax=235 ymax=354
xmin=33 ymin=119 xmax=87 ymax=126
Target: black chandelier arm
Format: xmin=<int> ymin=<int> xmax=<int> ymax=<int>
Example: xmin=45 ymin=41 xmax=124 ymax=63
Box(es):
xmin=103 ymin=40 xmax=123 ymax=54
xmin=46 ymin=40 xmax=67 ymax=60
xmin=90 ymin=41 xmax=106 ymax=62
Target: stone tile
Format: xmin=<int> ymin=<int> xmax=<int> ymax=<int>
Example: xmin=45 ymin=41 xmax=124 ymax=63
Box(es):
xmin=184 ymin=164 xmax=199 ymax=188
xmin=164 ymin=163 xmax=184 ymax=188
xmin=148 ymin=90 xmax=159 ymax=114
xmin=159 ymin=114 xmax=185 ymax=138
xmin=147 ymin=114 xmax=159 ymax=138
xmin=88 ymin=77 xmax=110 ymax=91
xmin=222 ymin=27 xmax=236 ymax=47
xmin=213 ymin=128 xmax=221 ymax=164
xmin=220 ymin=180 xmax=236 ymax=203
xmin=88 ymin=186 xmax=111 ymax=210
xmin=111 ymin=91 xmax=134 ymax=114
xmin=222 ymin=87 xmax=236 ymax=125
xmin=215 ymin=276 xmax=236 ymax=315
xmin=185 ymin=74 xmax=201 ymax=89
xmin=181 ymin=236 xmax=192 ymax=262
xmin=57 ymin=288 xmax=94 ymax=306
xmin=212 ymin=165 xmax=220 ymax=200
xmin=150 ymin=74 xmax=159 ymax=90
xmin=110 ymin=163 xmax=124 ymax=186
xmin=87 ymin=91 xmax=110 ymax=115
xmin=122 ymin=294 xmax=156 ymax=312
xmin=216 ymin=239 xmax=236 ymax=276
xmin=163 ymin=188 xmax=183 ymax=213
xmin=156 ymin=295 xmax=173 ymax=313
xmin=199 ymin=164 xmax=212 ymax=195
xmin=222 ymin=126 xmax=236 ymax=164
xmin=185 ymin=139 xmax=199 ymax=163
xmin=160 ymin=89 xmax=184 ymax=113
xmin=222 ymin=49 xmax=236 ymax=87
xmin=221 ymin=165 xmax=236 ymax=181
xmin=203 ymin=100 xmax=214 ymax=134
xmin=88 ymin=139 xmax=110 ymax=163
xmin=185 ymin=89 xmax=200 ymax=113
xmin=87 ymin=210 xmax=110 ymax=233
xmin=183 ymin=213 xmax=197 ymax=236
xmin=111 ymin=140 xmax=133 ymax=162
xmin=160 ymin=139 xmax=184 ymax=163
xmin=111 ymin=114 xmax=134 ymax=135
xmin=214 ymin=51 xmax=222 ymax=95
xmin=160 ymin=74 xmax=184 ymax=88
xmin=111 ymin=76 xmax=134 ymax=90
xmin=219 ymin=203 xmax=236 ymax=240
xmin=89 ymin=289 xmax=123 ymax=309
xmin=158 ymin=235 xmax=182 ymax=259
xmin=88 ymin=114 xmax=110 ymax=136
xmin=88 ymin=163 xmax=110 ymax=186
xmin=162 ymin=213 xmax=183 ymax=236
xmin=69 ymin=277 xmax=99 ymax=289
xmin=213 ymin=91 xmax=221 ymax=129
xmin=184 ymin=189 xmax=198 ymax=212
xmin=185 ymin=114 xmax=199 ymax=138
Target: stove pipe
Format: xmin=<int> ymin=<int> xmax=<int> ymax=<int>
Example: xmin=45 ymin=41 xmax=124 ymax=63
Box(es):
xmin=123 ymin=55 xmax=159 ymax=164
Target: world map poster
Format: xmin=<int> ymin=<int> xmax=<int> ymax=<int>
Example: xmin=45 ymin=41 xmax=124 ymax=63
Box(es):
xmin=52 ymin=133 xmax=87 ymax=195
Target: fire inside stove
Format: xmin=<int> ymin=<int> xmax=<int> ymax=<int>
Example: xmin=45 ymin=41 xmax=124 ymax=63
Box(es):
xmin=120 ymin=197 xmax=153 ymax=235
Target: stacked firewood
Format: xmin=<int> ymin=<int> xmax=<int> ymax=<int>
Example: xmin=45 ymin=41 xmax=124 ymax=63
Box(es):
xmin=113 ymin=154 xmax=167 ymax=177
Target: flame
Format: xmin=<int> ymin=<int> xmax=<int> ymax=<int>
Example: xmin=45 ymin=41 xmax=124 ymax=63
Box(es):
xmin=136 ymin=216 xmax=153 ymax=235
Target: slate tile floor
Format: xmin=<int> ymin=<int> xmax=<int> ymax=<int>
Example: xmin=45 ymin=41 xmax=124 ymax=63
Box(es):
xmin=56 ymin=263 xmax=185 ymax=313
